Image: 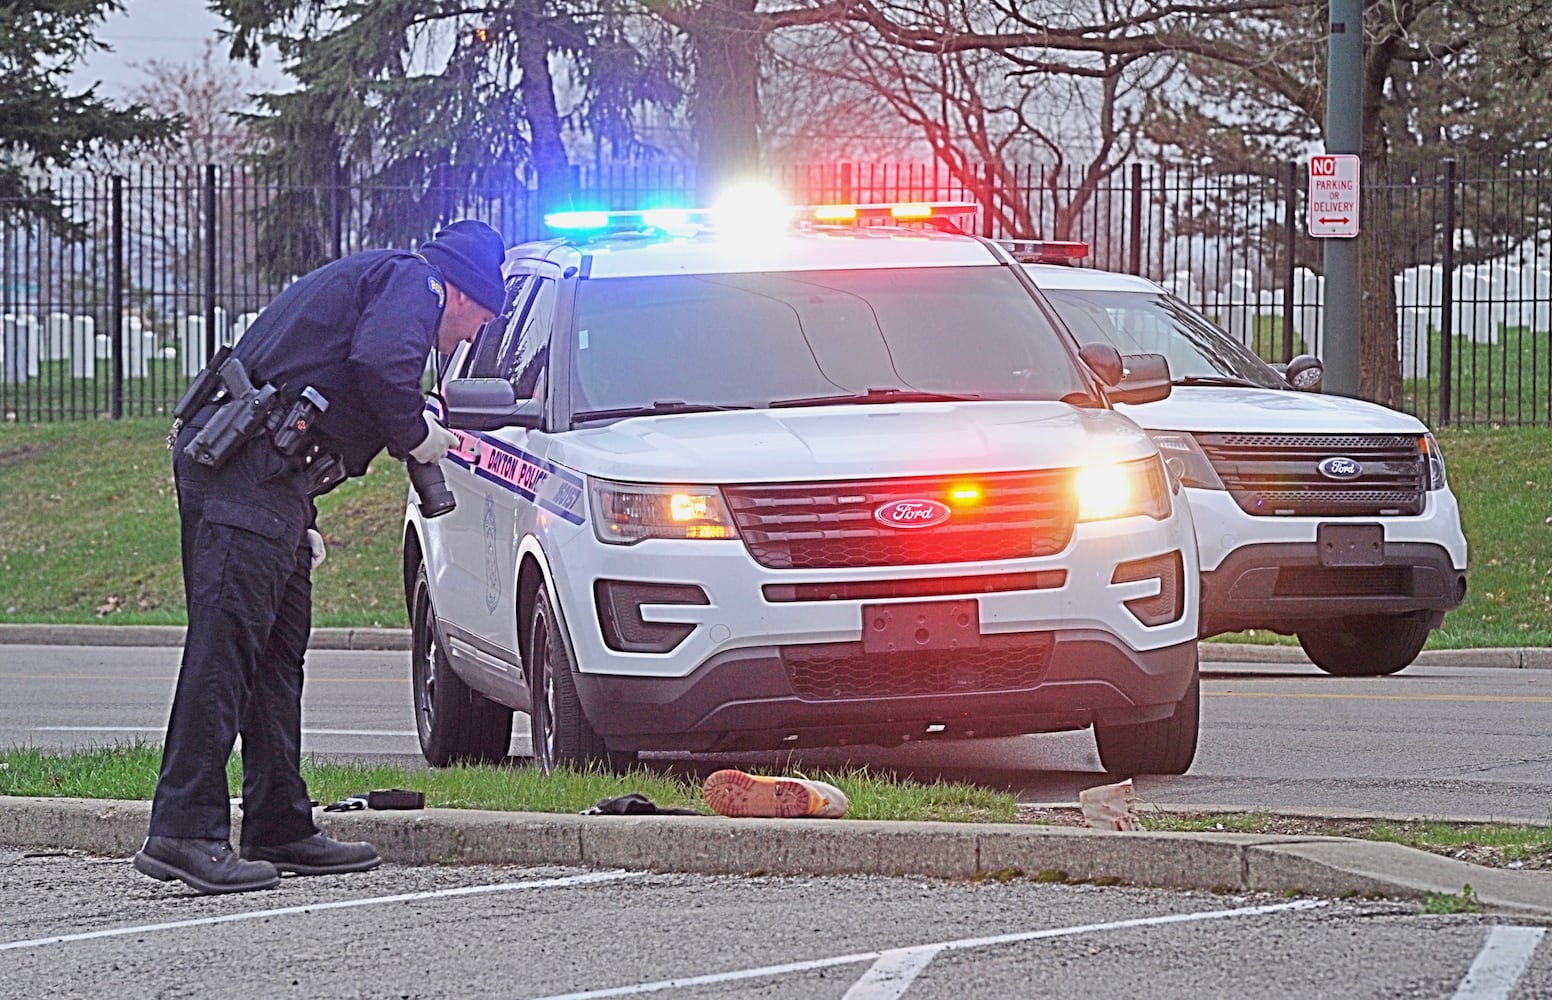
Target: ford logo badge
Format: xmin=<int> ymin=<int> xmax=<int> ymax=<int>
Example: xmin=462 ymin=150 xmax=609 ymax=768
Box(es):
xmin=1317 ymin=456 xmax=1362 ymax=480
xmin=874 ymin=499 xmax=952 ymax=529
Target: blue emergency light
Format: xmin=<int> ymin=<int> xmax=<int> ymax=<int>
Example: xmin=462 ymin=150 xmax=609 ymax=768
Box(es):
xmin=542 ymin=208 xmax=710 ymax=235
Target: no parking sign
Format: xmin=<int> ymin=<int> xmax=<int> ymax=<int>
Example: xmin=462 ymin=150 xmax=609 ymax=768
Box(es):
xmin=1309 ymin=154 xmax=1360 ymax=237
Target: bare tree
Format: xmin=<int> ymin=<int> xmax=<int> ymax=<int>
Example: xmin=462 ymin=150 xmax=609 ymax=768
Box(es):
xmin=128 ymin=39 xmax=262 ymax=166
xmin=837 ymin=0 xmax=1552 ymax=403
xmin=780 ymin=1 xmax=1171 ymax=240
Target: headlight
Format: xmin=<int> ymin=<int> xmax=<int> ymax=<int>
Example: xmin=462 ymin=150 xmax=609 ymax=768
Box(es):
xmin=590 ymin=478 xmax=739 ymax=544
xmin=1422 ymin=433 xmax=1447 ymax=491
xmin=1076 ymin=456 xmax=1172 ymax=521
xmin=1145 ymin=430 xmax=1225 ymax=490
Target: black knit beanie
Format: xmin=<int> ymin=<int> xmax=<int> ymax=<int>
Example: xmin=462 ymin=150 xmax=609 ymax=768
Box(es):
xmin=419 ymin=220 xmax=506 ymax=314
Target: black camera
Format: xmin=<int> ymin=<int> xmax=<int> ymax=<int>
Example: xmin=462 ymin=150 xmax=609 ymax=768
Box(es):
xmin=406 ymin=458 xmax=456 ymax=518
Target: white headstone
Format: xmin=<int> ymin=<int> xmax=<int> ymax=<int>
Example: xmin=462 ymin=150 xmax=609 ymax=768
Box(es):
xmin=47 ymin=312 xmax=72 ymax=360
xmin=70 ymin=315 xmax=96 ymax=378
xmin=1528 ymin=267 xmax=1550 ymax=333
xmin=1 ymin=316 xmax=29 ymax=383
xmin=232 ymin=311 xmax=261 ymax=343
xmin=1397 ymin=306 xmax=1429 ymax=381
xmin=16 ymin=315 xmax=41 ymax=376
xmin=178 ymin=316 xmax=209 ymax=377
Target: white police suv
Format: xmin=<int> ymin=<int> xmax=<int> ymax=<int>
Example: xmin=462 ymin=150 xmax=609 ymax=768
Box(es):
xmin=1017 ymin=245 xmax=1468 ymax=675
xmin=403 ymin=200 xmax=1202 ymax=777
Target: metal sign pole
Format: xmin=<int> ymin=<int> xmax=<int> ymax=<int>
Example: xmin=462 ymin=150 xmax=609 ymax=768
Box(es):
xmin=1322 ymin=0 xmax=1364 ymax=398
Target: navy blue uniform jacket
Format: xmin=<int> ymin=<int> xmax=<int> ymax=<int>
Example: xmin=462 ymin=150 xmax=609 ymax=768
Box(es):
xmin=233 ymin=249 xmax=445 ymax=478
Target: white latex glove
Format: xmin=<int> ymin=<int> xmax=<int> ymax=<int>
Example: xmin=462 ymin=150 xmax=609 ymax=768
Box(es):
xmin=409 ymin=411 xmax=459 ymax=465
xmin=306 ymin=528 xmax=327 ymax=570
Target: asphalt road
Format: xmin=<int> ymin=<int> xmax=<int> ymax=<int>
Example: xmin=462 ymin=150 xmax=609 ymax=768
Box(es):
xmin=2 ymin=644 xmax=1548 ymax=821
xmin=2 ymin=854 xmax=1547 ymax=1000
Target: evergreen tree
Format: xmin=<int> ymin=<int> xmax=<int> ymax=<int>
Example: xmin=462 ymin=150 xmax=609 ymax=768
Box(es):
xmin=0 ymin=0 xmax=178 ymax=224
xmin=215 ymin=0 xmax=683 ymax=279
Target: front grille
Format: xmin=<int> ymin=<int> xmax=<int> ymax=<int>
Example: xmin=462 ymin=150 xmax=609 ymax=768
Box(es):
xmin=783 ymin=632 xmax=1055 ymax=699
xmin=1273 ymin=566 xmax=1410 ymax=597
xmin=723 ymin=471 xmax=1075 ymax=569
xmin=1195 ymin=433 xmax=1425 ymax=517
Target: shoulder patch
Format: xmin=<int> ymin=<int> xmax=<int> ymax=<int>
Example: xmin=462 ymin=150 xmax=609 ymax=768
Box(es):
xmin=426 ymin=275 xmax=446 ymax=308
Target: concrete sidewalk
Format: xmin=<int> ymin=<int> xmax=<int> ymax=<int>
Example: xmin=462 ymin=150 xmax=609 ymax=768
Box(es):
xmin=3 ymin=622 xmax=1552 ymax=667
xmin=1 ymin=796 xmax=1549 ymax=917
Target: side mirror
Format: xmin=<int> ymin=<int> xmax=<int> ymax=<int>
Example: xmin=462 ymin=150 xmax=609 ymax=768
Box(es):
xmin=443 ymin=377 xmax=542 ymax=431
xmin=1079 ymin=343 xmax=1171 ymax=405
xmin=1285 ymin=354 xmax=1324 ymax=392
xmin=1078 ymin=342 xmax=1124 ymax=386
xmin=1111 ymin=352 xmax=1172 ymax=404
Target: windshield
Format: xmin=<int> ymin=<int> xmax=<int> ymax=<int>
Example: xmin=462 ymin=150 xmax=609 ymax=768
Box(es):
xmin=568 ymin=266 xmax=1094 ymax=422
xmin=1039 ymin=286 xmax=1288 ymax=390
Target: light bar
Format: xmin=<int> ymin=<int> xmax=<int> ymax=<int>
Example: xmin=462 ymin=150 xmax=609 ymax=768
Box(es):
xmin=545 ymin=210 xmax=611 ymax=231
xmin=543 ymin=208 xmax=709 ymax=234
xmin=999 ymin=239 xmax=1091 ymax=263
xmin=806 ymin=201 xmax=980 ymax=224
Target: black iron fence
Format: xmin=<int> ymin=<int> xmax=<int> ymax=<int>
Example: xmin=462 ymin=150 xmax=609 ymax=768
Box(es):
xmin=2 ymin=156 xmax=1548 ymax=425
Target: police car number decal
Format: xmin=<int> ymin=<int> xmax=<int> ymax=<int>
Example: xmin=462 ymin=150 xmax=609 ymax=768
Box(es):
xmin=445 ymin=427 xmax=586 ymax=525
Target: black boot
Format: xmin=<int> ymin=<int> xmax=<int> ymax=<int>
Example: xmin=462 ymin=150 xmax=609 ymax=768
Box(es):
xmin=134 ymin=837 xmax=280 ymax=894
xmin=241 ymin=833 xmax=381 ymax=875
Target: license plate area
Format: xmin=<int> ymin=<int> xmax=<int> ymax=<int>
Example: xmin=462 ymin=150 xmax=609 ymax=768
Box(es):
xmin=862 ymin=599 xmax=981 ymax=654
xmin=1318 ymin=523 xmax=1384 ymax=567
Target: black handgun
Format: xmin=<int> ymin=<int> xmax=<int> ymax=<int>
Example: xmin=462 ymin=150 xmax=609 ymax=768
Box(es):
xmin=183 ymin=356 xmax=280 ymax=468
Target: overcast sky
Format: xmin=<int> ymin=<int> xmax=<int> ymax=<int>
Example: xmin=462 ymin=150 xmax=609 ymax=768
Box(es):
xmin=70 ymin=0 xmax=288 ymax=97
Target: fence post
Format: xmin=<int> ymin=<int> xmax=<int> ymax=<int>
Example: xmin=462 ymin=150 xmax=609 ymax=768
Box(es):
xmin=111 ymin=174 xmax=124 ymax=420
xmin=982 ymin=162 xmax=995 ymax=238
xmin=1283 ymin=160 xmax=1297 ymax=363
xmin=330 ymin=159 xmax=344 ymax=260
xmin=1439 ymin=158 xmax=1455 ymax=426
xmin=204 ymin=164 xmax=218 ymax=361
xmin=1129 ymin=163 xmax=1143 ymax=275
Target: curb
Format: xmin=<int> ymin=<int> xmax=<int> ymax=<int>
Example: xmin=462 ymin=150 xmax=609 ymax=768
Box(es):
xmin=0 ymin=624 xmax=409 ymax=651
xmin=2 ymin=797 xmax=1548 ymax=917
xmin=3 ymin=623 xmax=1550 ymax=667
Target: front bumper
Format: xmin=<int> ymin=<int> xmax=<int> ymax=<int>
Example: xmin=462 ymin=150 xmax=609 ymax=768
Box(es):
xmin=1199 ymin=540 xmax=1467 ymax=636
xmin=575 ymin=629 xmax=1197 ymax=752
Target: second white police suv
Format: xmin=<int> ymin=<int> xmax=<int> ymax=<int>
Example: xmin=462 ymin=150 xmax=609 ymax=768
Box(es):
xmin=1013 ymin=243 xmax=1468 ymax=677
xmin=404 ymin=197 xmax=1202 ymax=778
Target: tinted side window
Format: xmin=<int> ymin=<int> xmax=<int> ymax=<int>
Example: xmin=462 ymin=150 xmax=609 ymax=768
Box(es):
xmin=465 ymin=275 xmax=532 ymax=378
xmin=506 ymin=278 xmax=555 ymax=399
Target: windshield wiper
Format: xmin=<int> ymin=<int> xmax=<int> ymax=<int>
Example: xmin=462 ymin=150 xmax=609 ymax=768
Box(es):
xmin=1171 ymin=374 xmax=1265 ymax=388
xmin=573 ymin=400 xmax=755 ymax=421
xmin=769 ymin=387 xmax=981 ymax=408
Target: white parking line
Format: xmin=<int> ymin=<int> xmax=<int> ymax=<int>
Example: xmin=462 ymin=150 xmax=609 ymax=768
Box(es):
xmin=1452 ymin=926 xmax=1546 ymax=1000
xmin=31 ymin=726 xmax=418 ymax=737
xmin=0 ymin=870 xmax=642 ymax=953
xmin=529 ymin=898 xmax=1326 ymax=999
xmin=842 ymin=946 xmax=943 ymax=1000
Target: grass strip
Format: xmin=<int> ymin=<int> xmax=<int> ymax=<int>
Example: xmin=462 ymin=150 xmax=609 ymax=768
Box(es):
xmin=0 ymin=743 xmax=1017 ymax=824
xmin=5 ymin=420 xmax=1550 ymax=646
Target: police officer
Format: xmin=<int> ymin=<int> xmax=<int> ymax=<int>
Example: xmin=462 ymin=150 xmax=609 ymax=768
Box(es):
xmin=134 ymin=220 xmax=506 ymax=894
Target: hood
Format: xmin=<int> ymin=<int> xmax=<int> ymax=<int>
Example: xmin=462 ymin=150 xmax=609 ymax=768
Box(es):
xmin=1117 ymin=386 xmax=1430 ymax=435
xmin=547 ymin=402 xmax=1158 ymax=483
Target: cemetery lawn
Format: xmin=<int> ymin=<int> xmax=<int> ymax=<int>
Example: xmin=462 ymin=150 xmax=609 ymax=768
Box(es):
xmin=0 ymin=418 xmax=1549 ymax=649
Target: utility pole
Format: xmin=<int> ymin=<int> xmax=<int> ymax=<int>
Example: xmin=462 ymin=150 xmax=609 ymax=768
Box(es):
xmin=1322 ymin=0 xmax=1363 ymax=397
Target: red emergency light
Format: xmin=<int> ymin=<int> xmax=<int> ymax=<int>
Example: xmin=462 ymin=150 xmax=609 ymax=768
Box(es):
xmin=806 ymin=202 xmax=980 ymax=226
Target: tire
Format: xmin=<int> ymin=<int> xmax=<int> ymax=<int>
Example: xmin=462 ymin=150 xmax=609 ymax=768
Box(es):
xmin=528 ymin=588 xmax=631 ymax=773
xmin=1297 ymin=612 xmax=1431 ymax=677
xmin=1095 ymin=667 xmax=1200 ymax=776
xmin=410 ymin=563 xmax=513 ymax=766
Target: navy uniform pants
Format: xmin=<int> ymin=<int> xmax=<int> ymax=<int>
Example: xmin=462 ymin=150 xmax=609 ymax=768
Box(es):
xmin=148 ymin=423 xmax=321 ymax=848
